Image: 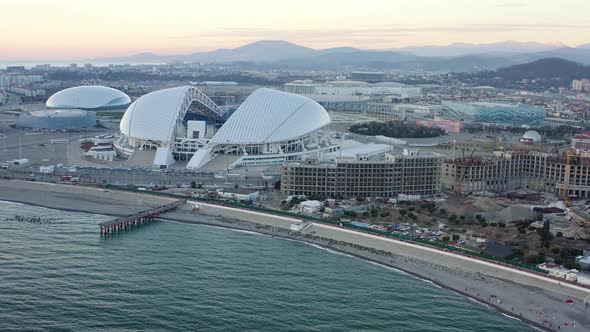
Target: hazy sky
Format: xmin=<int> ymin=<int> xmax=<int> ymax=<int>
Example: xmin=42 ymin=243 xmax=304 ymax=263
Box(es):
xmin=1 ymin=0 xmax=590 ymax=60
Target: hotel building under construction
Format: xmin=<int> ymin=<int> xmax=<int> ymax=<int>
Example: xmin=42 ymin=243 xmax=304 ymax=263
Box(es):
xmin=281 ymin=151 xmax=442 ymax=198
xmin=442 ymin=151 xmax=590 ymax=198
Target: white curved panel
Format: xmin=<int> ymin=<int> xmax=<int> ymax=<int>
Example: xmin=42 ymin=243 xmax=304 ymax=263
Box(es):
xmin=46 ymin=86 xmax=130 ymax=110
xmin=211 ymin=88 xmax=330 ymax=144
xmin=120 ymin=86 xmax=223 ymax=145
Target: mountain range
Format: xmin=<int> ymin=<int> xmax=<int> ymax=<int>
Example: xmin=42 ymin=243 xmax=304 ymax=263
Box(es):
xmin=93 ymin=40 xmax=590 ymax=73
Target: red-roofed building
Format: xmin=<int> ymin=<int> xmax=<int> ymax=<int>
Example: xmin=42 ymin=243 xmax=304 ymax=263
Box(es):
xmin=572 ymin=132 xmax=590 ymax=152
xmin=415 ymin=116 xmax=462 ymax=133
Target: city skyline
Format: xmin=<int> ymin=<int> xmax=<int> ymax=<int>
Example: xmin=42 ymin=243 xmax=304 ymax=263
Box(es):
xmin=2 ymin=0 xmax=590 ymax=61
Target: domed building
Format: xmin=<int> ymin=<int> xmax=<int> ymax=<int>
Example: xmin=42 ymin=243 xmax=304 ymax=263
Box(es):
xmin=15 ymin=109 xmax=96 ymax=130
xmin=520 ymin=130 xmax=542 ymax=144
xmin=116 ymin=86 xmax=339 ymax=169
xmin=46 ymin=86 xmax=131 ymax=110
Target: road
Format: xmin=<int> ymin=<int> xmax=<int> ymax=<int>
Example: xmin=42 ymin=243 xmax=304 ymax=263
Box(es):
xmin=1 ymin=166 xmax=278 ymax=189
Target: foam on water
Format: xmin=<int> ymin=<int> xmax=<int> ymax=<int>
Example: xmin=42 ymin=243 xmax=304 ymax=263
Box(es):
xmin=0 ymin=200 xmax=24 ymax=206
xmin=501 ymin=313 xmax=522 ymax=322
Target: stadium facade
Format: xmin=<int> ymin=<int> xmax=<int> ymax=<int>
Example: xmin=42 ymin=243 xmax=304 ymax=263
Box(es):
xmin=116 ymin=86 xmax=339 ymax=169
xmin=46 ymin=86 xmax=131 ymax=110
xmin=441 ymin=101 xmax=546 ymax=126
xmin=15 ymin=109 xmax=96 ymax=130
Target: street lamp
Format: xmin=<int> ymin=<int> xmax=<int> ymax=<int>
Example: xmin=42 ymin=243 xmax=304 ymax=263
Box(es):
xmin=226 ymin=140 xmax=230 ymax=172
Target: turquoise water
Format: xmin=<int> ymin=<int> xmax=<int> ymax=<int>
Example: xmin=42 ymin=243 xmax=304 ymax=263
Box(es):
xmin=0 ymin=201 xmax=535 ymax=331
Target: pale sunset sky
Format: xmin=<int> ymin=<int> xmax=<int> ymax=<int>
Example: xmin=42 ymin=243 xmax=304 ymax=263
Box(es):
xmin=1 ymin=0 xmax=589 ymax=60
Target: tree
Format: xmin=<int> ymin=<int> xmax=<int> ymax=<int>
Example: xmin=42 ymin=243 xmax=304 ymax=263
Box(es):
xmin=273 ymin=181 xmax=281 ymax=190
xmin=459 ymin=215 xmax=466 ymax=221
xmin=348 ymin=120 xmax=445 ymax=139
xmin=344 ymin=211 xmax=357 ymax=218
xmin=475 ymin=214 xmax=482 ymax=221
xmin=370 ymin=209 xmax=379 ymax=218
xmin=556 ymin=231 xmax=563 ymax=237
xmin=539 ymin=220 xmax=552 ymax=248
xmin=399 ymin=209 xmax=407 ymax=218
xmin=190 ymin=181 xmax=197 ymax=189
xmin=526 ymin=255 xmax=538 ymax=264
xmin=448 ymin=214 xmax=457 ymax=223
xmin=439 ymin=208 xmax=447 ymax=215
xmin=442 ymin=236 xmax=451 ymax=243
xmin=452 ymin=234 xmax=460 ymax=241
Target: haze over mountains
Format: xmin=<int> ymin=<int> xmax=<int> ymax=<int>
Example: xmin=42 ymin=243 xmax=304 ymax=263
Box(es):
xmin=94 ymin=40 xmax=590 ymax=73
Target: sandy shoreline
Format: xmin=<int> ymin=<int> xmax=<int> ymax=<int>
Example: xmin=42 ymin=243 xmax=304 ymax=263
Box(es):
xmin=164 ymin=211 xmax=579 ymax=332
xmin=1 ymin=179 xmax=589 ymax=331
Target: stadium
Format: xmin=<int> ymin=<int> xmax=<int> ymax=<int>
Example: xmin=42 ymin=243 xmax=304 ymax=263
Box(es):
xmin=116 ymin=87 xmax=339 ymax=170
xmin=441 ymin=101 xmax=546 ymax=126
xmin=15 ymin=109 xmax=96 ymax=130
xmin=46 ymin=86 xmax=131 ymax=110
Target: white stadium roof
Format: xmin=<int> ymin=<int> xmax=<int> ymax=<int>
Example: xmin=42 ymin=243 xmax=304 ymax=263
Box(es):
xmin=210 ymin=88 xmax=330 ymax=145
xmin=46 ymin=86 xmax=130 ymax=110
xmin=120 ymin=86 xmax=224 ymax=145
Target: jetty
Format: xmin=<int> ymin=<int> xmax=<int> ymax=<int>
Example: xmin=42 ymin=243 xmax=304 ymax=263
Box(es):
xmin=100 ymin=199 xmax=185 ymax=235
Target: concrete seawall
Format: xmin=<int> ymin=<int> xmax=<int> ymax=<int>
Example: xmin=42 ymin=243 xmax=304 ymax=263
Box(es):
xmin=194 ymin=201 xmax=590 ymax=301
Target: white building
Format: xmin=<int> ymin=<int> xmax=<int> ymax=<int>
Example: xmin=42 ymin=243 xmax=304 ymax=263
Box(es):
xmin=284 ymin=80 xmax=421 ymax=99
xmin=8 ymin=87 xmax=45 ymax=97
xmin=46 ymin=86 xmax=131 ymax=110
xmin=39 ymin=165 xmax=55 ymax=174
xmin=0 ymin=74 xmax=43 ymax=87
xmin=117 ymin=86 xmax=340 ymax=170
xmin=216 ymin=188 xmax=260 ymax=202
xmin=187 ymin=88 xmax=339 ymax=170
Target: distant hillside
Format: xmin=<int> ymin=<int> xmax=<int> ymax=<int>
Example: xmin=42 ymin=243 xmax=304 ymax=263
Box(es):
xmin=399 ymin=41 xmax=561 ymax=57
xmin=495 ymin=58 xmax=590 ymax=81
xmin=90 ymin=40 xmax=590 ymax=73
xmin=458 ymin=58 xmax=590 ymax=90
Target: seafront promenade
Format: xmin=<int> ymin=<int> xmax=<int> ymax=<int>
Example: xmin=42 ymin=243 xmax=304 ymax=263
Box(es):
xmin=191 ymin=201 xmax=590 ymax=299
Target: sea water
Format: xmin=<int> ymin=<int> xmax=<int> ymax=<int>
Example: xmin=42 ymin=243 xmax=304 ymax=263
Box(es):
xmin=0 ymin=201 xmax=535 ymax=331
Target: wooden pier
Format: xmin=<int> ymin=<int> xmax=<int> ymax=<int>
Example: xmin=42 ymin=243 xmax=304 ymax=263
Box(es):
xmin=100 ymin=199 xmax=185 ymax=235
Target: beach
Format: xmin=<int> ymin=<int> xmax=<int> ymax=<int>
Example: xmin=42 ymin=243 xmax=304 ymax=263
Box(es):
xmin=1 ymin=179 xmax=589 ymax=331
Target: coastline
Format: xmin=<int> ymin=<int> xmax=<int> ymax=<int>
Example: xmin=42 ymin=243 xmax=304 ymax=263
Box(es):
xmin=1 ymin=179 xmax=588 ymax=331
xmin=163 ymin=213 xmax=558 ymax=332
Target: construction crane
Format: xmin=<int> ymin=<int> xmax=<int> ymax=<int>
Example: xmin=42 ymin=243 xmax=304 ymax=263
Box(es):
xmin=456 ymin=148 xmax=476 ymax=194
xmin=563 ymin=151 xmax=574 ymax=206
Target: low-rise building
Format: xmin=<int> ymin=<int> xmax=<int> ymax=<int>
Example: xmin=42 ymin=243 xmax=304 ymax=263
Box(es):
xmin=571 ymin=132 xmax=590 ymax=152
xmin=538 ymin=262 xmax=579 ymax=281
xmin=544 ymin=116 xmax=584 ymax=128
xmin=415 ymin=116 xmax=462 ymax=133
xmin=217 ymin=188 xmax=260 ymax=202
